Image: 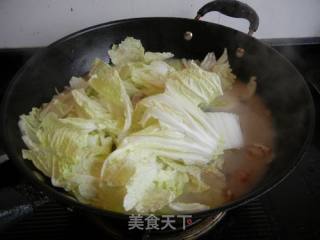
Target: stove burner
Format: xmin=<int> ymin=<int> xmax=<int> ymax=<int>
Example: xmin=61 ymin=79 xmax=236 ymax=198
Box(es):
xmin=87 ymin=212 xmax=226 ymax=239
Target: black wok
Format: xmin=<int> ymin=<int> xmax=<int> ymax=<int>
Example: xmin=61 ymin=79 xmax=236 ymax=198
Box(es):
xmin=0 ymin=0 xmax=315 ymax=227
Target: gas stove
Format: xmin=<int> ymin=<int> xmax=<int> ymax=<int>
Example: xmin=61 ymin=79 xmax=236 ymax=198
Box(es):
xmin=1 ymin=38 xmax=320 ymax=240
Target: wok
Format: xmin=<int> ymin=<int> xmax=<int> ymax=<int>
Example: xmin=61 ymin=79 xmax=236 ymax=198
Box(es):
xmin=0 ymin=0 xmax=315 ymax=228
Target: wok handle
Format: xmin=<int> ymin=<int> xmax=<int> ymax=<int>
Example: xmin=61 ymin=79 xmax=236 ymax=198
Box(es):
xmin=196 ymin=0 xmax=259 ymax=35
xmin=0 ymin=133 xmax=49 ymax=230
xmin=0 ymin=137 xmax=8 ymax=165
xmin=0 ymin=183 xmax=49 ymax=231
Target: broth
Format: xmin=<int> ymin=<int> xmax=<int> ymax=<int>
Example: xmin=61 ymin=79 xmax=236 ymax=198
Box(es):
xmin=176 ymin=80 xmax=274 ymax=207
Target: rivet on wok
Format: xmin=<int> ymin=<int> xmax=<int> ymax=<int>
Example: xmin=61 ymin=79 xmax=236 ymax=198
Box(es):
xmin=236 ymin=48 xmax=245 ymax=58
xmin=67 ymin=207 xmax=74 ymax=212
xmin=184 ymin=31 xmax=193 ymax=41
xmin=65 ymin=194 xmax=77 ymax=202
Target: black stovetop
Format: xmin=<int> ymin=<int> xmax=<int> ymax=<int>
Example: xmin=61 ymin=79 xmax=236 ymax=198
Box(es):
xmin=1 ymin=40 xmax=320 ymax=240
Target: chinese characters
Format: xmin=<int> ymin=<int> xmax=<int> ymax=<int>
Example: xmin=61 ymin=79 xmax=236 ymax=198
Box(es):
xmin=128 ymin=214 xmax=193 ymax=231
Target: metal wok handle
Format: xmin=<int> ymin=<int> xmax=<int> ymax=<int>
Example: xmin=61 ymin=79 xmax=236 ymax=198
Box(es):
xmin=0 ymin=139 xmax=49 ymax=230
xmin=0 ymin=183 xmax=49 ymax=231
xmin=196 ymin=0 xmax=259 ymax=35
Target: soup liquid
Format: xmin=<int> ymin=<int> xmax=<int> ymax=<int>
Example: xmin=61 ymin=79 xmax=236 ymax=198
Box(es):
xmin=176 ymin=80 xmax=274 ymax=207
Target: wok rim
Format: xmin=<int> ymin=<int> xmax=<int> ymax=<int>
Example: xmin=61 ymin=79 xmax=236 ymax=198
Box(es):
xmin=0 ymin=17 xmax=315 ymax=220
